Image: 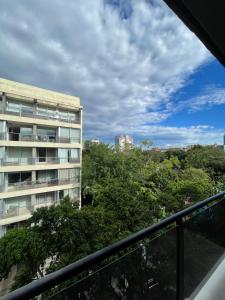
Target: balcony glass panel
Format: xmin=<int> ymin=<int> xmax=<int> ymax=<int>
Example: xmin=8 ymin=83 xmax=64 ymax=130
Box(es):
xmin=45 ymin=228 xmax=177 ymax=300
xmin=183 ymin=200 xmax=225 ymax=298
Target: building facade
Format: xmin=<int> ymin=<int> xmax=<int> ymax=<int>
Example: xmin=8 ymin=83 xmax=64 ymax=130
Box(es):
xmin=115 ymin=135 xmax=133 ymax=151
xmin=0 ymin=78 xmax=82 ymax=237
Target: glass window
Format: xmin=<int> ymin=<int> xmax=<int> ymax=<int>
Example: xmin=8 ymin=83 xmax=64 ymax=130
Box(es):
xmin=70 ymin=128 xmax=80 ymax=142
xmin=20 ymin=127 xmax=32 ymax=136
xmin=21 ymin=103 xmax=33 ymax=115
xmin=60 ymin=127 xmax=70 ymax=138
xmin=5 ymin=196 xmax=30 ymax=210
xmin=59 ymin=169 xmax=69 ymax=180
xmin=59 ymin=110 xmax=68 ymax=121
xmin=7 ymin=100 xmax=20 ymax=114
xmin=0 ymin=173 xmax=4 ymax=186
xmin=70 ymin=149 xmax=79 ymax=161
xmin=37 ymin=170 xmax=56 ymax=182
xmin=68 ymin=111 xmax=76 ymax=121
xmin=37 ymin=127 xmax=56 ymax=142
xmin=37 ymin=106 xmax=48 ymax=117
xmin=69 ymin=168 xmax=80 ymax=179
xmin=36 ymin=192 xmax=54 ymax=205
xmin=0 ymin=147 xmax=4 ymax=160
xmin=58 ymin=148 xmax=69 ymax=163
xmin=48 ymin=107 xmax=56 ymax=118
xmin=0 ymin=96 xmax=2 ymax=112
xmin=8 ymin=172 xmax=31 ymax=184
xmin=63 ymin=188 xmax=80 ymax=200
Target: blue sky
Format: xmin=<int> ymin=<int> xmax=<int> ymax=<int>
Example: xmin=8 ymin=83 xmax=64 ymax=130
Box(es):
xmin=162 ymin=60 xmax=225 ymax=128
xmin=0 ymin=0 xmax=225 ymax=147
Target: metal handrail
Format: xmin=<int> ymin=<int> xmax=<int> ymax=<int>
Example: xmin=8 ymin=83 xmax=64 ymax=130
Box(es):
xmin=2 ymin=191 xmax=225 ymax=300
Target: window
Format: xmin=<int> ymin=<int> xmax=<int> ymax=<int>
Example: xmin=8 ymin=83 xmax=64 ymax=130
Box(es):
xmin=59 ymin=127 xmax=80 ymax=143
xmin=8 ymin=172 xmax=31 ymax=184
xmin=0 ymin=96 xmax=2 ymax=112
xmin=7 ymin=99 xmax=20 ymax=114
xmin=59 ymin=110 xmax=68 ymax=121
xmin=70 ymin=128 xmax=80 ymax=143
xmin=37 ymin=127 xmax=56 ymax=142
xmin=62 ymin=188 xmax=80 ymax=201
xmin=21 ymin=103 xmax=33 ymax=115
xmin=36 ymin=192 xmax=55 ymax=205
xmin=37 ymin=105 xmax=56 ymax=119
xmin=20 ymin=127 xmax=33 ymax=137
xmin=37 ymin=170 xmax=56 ymax=183
xmin=7 ymin=147 xmax=31 ymax=164
xmin=59 ymin=168 xmax=80 ymax=181
xmin=58 ymin=148 xmax=69 ymax=163
xmin=37 ymin=106 xmax=49 ymax=118
xmin=70 ymin=149 xmax=79 ymax=162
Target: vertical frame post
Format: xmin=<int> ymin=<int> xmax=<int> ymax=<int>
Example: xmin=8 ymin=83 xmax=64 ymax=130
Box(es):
xmin=176 ymin=218 xmax=184 ymax=300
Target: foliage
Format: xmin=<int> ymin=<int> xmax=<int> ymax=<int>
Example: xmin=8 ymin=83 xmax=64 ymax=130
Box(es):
xmin=0 ymin=142 xmax=223 ymax=291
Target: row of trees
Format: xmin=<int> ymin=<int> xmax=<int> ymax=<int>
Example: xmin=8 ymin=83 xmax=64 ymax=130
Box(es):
xmin=0 ymin=142 xmax=225 ymax=290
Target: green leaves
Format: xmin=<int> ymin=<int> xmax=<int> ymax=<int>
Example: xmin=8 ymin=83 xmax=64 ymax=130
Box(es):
xmin=0 ymin=143 xmax=221 ymax=291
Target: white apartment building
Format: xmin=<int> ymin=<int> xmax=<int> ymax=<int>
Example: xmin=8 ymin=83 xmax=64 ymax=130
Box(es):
xmin=115 ymin=135 xmax=133 ymax=151
xmin=0 ymin=78 xmax=82 ymax=237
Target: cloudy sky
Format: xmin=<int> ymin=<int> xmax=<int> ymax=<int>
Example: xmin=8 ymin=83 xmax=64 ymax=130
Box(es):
xmin=0 ymin=0 xmax=225 ymax=147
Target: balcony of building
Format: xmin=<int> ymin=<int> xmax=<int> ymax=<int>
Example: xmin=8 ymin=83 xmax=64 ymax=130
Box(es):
xmin=0 ymin=192 xmax=59 ymax=226
xmin=0 ymin=188 xmax=80 ymax=228
xmin=0 ymin=123 xmax=81 ymax=144
xmin=0 ymin=96 xmax=81 ymax=124
xmin=0 ymin=148 xmax=80 ymax=168
xmin=3 ymin=191 xmax=225 ymax=300
xmin=0 ymin=170 xmax=80 ymax=194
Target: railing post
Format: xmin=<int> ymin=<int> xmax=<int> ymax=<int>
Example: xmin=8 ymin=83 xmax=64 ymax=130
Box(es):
xmin=176 ymin=218 xmax=184 ymax=300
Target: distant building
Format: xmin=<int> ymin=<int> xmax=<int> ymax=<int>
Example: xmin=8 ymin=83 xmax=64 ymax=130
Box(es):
xmin=90 ymin=139 xmax=100 ymax=145
xmin=115 ymin=135 xmax=133 ymax=151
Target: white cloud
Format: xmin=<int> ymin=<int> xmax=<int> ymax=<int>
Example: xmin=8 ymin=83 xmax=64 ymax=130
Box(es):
xmin=0 ymin=0 xmax=216 ymax=146
xmin=187 ymin=87 xmax=225 ymax=112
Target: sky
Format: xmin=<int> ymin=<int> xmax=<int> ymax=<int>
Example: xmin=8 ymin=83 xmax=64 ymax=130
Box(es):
xmin=0 ymin=0 xmax=225 ymax=147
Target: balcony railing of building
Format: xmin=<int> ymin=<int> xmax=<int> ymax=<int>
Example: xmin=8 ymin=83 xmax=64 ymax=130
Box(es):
xmin=0 ymin=107 xmax=80 ymax=124
xmin=0 ymin=197 xmax=80 ymax=221
xmin=0 ymin=202 xmax=57 ymax=221
xmin=0 ymin=176 xmax=80 ymax=193
xmin=2 ymin=191 xmax=225 ymax=300
xmin=0 ymin=132 xmax=80 ymax=144
xmin=0 ymin=157 xmax=80 ymax=166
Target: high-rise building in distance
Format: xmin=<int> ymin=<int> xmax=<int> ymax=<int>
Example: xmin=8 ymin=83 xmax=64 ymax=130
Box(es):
xmin=115 ymin=135 xmax=133 ymax=151
xmin=0 ymin=78 xmax=82 ymax=237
